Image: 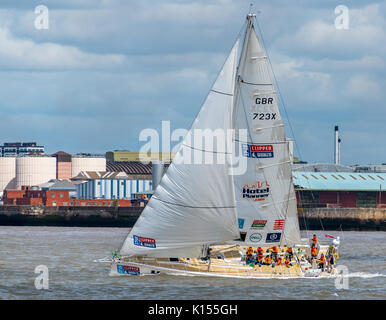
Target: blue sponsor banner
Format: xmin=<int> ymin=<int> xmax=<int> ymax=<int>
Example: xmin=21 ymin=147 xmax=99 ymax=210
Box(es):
xmin=242 ymin=144 xmax=274 ymax=159
xmin=117 ymin=264 xmax=140 ymax=275
xmin=238 ymin=218 xmax=245 ymax=229
xmin=133 ymin=235 xmax=156 ymax=248
xmin=266 ymin=232 xmax=281 ymax=243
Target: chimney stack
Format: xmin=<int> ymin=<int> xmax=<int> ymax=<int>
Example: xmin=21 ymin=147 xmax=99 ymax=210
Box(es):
xmin=334 ymin=125 xmax=341 ymax=165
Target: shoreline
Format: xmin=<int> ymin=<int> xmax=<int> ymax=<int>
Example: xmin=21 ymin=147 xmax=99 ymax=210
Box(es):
xmin=0 ymin=205 xmax=385 ymax=231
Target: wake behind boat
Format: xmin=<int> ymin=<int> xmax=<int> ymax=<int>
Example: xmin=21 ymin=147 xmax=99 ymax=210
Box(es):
xmin=108 ymin=13 xmax=341 ymax=279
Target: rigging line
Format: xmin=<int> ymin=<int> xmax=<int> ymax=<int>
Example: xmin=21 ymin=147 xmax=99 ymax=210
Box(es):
xmin=152 ymin=196 xmax=236 ymax=209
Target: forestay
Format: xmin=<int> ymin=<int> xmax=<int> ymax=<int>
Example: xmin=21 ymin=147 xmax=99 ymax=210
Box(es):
xmin=233 ymin=17 xmax=301 ymax=246
xmin=120 ymin=40 xmax=240 ymax=258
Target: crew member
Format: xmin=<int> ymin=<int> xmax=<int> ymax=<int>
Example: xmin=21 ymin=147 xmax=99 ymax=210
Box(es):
xmin=246 ymin=246 xmax=254 ymax=263
xmin=286 ymin=247 xmax=293 ymax=260
xmin=277 ymin=257 xmax=282 ymax=266
xmin=312 ymin=234 xmax=318 ymax=246
xmin=311 ymin=245 xmax=318 ymax=259
xmin=271 ymin=246 xmax=279 ymax=262
xmin=256 ymin=247 xmax=264 ymax=263
xmin=319 ymin=253 xmax=326 ymax=270
xmin=284 ymin=259 xmax=291 ymax=268
xmin=264 ymin=255 xmax=272 ymax=265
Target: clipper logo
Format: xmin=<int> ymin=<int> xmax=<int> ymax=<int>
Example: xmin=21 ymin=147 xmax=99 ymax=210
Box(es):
xmin=266 ymin=233 xmax=281 ymax=243
xmin=242 ymin=144 xmax=274 ymax=158
xmin=133 ymin=235 xmax=156 ymax=248
xmin=117 ymin=265 xmax=140 ymax=275
xmin=251 ymin=219 xmax=267 ymax=228
xmin=243 ymin=181 xmax=270 ymax=201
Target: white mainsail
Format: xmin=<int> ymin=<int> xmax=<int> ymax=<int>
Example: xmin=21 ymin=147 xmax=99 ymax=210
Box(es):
xmin=233 ymin=17 xmax=301 ymax=245
xmin=120 ymin=40 xmax=240 ymax=258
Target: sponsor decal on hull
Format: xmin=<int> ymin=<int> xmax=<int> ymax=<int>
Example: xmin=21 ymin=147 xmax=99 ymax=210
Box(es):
xmin=242 ymin=181 xmax=270 ymax=201
xmin=117 ymin=264 xmax=140 ymax=275
xmin=242 ymin=144 xmax=274 ymax=159
xmin=266 ymin=232 xmax=281 ymax=243
xmin=133 ymin=235 xmax=156 ymax=248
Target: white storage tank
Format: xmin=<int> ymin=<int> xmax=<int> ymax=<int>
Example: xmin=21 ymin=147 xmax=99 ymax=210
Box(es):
xmin=0 ymin=157 xmax=16 ymax=196
xmin=15 ymin=156 xmax=56 ymax=190
xmin=71 ymin=156 xmax=106 ymax=178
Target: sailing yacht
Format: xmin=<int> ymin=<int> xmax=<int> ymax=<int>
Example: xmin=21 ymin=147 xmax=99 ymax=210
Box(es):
xmin=109 ymin=13 xmax=340 ymax=278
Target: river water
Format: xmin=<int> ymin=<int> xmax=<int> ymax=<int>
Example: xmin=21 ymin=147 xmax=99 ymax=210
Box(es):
xmin=0 ymin=226 xmax=385 ymax=300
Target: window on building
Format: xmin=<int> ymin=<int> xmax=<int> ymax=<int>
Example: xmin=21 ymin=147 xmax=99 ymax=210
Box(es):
xmin=52 ymin=202 xmax=57 ymax=206
xmin=76 ymin=201 xmax=79 ymax=206
xmin=87 ymin=202 xmax=91 ymax=206
xmin=103 ymin=202 xmax=106 ymax=206
xmin=60 ymin=193 xmax=64 ymax=198
xmin=97 ymin=181 xmax=101 ymax=185
xmin=52 ymin=193 xmax=56 ymax=198
xmin=93 ymin=202 xmax=97 ymax=206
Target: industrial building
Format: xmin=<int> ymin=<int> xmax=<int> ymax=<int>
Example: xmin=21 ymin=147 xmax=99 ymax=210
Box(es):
xmin=294 ymin=170 xmax=386 ymax=208
xmin=0 ymin=142 xmax=44 ymax=156
xmin=73 ymin=171 xmax=151 ymax=200
xmin=0 ymin=153 xmax=106 ymax=197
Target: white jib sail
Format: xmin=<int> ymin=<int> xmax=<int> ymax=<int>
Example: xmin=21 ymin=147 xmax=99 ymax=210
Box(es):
xmin=233 ymin=18 xmax=301 ymax=246
xmin=120 ymin=40 xmax=240 ymax=258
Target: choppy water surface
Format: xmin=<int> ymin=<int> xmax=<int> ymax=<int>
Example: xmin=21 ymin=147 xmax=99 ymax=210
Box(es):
xmin=0 ymin=227 xmax=385 ymax=300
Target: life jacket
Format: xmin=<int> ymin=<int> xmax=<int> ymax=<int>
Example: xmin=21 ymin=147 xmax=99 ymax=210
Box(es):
xmin=285 ymin=259 xmax=290 ymax=266
xmin=320 ymin=255 xmax=325 ymax=263
xmin=257 ymin=247 xmax=263 ymax=254
xmin=277 ymin=258 xmax=282 ymax=266
xmin=287 ymin=247 xmax=293 ymax=253
xmin=247 ymin=247 xmax=253 ymax=255
xmin=311 ymin=247 xmax=317 ymax=256
xmin=265 ymin=256 xmax=272 ymax=264
xmin=272 ymin=246 xmax=278 ymax=253
xmin=312 ymin=236 xmax=318 ymax=245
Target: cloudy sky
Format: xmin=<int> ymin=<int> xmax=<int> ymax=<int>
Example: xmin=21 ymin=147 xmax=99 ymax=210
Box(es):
xmin=0 ymin=0 xmax=384 ymax=165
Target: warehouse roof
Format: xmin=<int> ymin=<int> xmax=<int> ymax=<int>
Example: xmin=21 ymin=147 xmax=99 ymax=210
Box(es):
xmin=293 ymin=171 xmax=386 ymax=191
xmin=106 ymin=161 xmax=169 ymax=175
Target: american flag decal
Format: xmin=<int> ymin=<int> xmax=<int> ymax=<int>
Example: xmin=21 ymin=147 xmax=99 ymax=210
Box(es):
xmin=273 ymin=219 xmax=285 ymax=230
